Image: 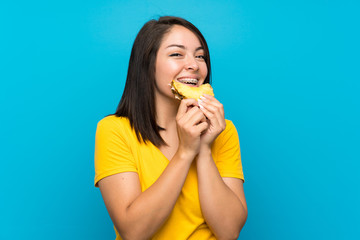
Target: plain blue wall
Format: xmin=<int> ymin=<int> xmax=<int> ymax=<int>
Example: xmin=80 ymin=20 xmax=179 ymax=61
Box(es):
xmin=1 ymin=0 xmax=359 ymax=239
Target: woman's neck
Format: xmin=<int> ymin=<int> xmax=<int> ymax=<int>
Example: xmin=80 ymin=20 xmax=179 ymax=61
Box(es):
xmin=155 ymin=94 xmax=180 ymax=130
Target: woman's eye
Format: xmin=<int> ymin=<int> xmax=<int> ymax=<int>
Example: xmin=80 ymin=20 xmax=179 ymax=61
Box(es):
xmin=169 ymin=53 xmax=182 ymax=57
xmin=196 ymin=55 xmax=205 ymax=60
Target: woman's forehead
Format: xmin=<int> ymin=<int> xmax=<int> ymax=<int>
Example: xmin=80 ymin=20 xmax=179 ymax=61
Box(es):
xmin=160 ymin=25 xmax=202 ymax=49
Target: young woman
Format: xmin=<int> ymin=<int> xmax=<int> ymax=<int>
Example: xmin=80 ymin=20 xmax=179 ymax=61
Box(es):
xmin=94 ymin=16 xmax=247 ymax=240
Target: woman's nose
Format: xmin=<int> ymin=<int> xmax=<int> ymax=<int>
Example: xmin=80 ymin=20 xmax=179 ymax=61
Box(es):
xmin=185 ymin=56 xmax=199 ymax=71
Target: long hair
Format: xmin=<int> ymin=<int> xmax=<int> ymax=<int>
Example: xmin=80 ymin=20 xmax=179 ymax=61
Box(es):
xmin=114 ymin=16 xmax=212 ymax=146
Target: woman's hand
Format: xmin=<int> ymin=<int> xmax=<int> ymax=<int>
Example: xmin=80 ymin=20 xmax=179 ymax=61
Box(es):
xmin=176 ymin=98 xmax=208 ymax=159
xmin=198 ymin=94 xmax=226 ymax=148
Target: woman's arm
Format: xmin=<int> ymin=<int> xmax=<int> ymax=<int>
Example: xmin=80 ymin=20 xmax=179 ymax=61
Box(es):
xmin=197 ymin=95 xmax=248 ymax=239
xmin=98 ymin=99 xmax=208 ymax=240
xmin=196 ymin=147 xmax=248 ymax=240
xmin=99 ymin=151 xmax=193 ymax=240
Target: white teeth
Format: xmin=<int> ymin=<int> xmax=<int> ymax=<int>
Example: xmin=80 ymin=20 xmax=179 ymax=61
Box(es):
xmin=177 ymin=78 xmax=198 ymax=84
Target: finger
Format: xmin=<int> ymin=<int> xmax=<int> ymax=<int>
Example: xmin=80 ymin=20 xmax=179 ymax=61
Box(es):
xmin=200 ymin=95 xmax=224 ymax=116
xmin=200 ymin=105 xmax=220 ymax=129
xmin=198 ymin=101 xmax=225 ymax=129
xmin=177 ymin=98 xmax=199 ymax=118
xmin=182 ymin=107 xmax=206 ymax=126
xmin=199 ymin=100 xmax=222 ymax=119
xmin=195 ymin=121 xmax=209 ymax=134
xmin=199 ymin=104 xmax=214 ymax=120
xmin=201 ymin=94 xmax=221 ymax=105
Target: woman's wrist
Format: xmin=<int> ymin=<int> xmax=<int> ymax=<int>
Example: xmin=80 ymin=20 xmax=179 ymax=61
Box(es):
xmin=176 ymin=147 xmax=198 ymax=163
xmin=198 ymin=145 xmax=212 ymax=157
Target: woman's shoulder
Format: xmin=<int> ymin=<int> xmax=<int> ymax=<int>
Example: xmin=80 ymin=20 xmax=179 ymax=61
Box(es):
xmin=98 ymin=115 xmax=130 ymax=126
xmin=97 ymin=115 xmax=132 ymax=133
xmin=224 ymin=119 xmax=237 ymax=132
xmin=96 ymin=115 xmax=140 ymax=146
xmin=215 ymin=119 xmax=238 ymax=144
xmin=225 ymin=119 xmax=234 ymax=126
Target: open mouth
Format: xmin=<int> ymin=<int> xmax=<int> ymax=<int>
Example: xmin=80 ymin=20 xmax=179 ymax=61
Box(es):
xmin=176 ymin=78 xmax=199 ymax=87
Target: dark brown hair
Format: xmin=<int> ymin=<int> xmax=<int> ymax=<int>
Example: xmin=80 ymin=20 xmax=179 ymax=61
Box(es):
xmin=114 ymin=16 xmax=212 ymax=146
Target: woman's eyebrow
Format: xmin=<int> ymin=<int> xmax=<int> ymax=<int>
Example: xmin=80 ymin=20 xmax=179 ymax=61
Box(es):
xmin=195 ymin=46 xmax=204 ymax=51
xmin=166 ymin=44 xmax=204 ymax=51
xmin=166 ymin=44 xmax=185 ymax=49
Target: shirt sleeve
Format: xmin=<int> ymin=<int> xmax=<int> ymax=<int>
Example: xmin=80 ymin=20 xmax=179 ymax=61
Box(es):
xmin=94 ymin=116 xmax=138 ymax=187
xmin=212 ymin=120 xmax=245 ymax=182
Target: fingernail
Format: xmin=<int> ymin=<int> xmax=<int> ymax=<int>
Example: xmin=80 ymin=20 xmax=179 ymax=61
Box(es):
xmin=200 ymin=96 xmax=206 ymax=101
xmin=198 ymin=100 xmax=204 ymax=109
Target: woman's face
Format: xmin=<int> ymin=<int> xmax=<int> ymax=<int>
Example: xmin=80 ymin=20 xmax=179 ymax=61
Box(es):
xmin=154 ymin=25 xmax=208 ymax=101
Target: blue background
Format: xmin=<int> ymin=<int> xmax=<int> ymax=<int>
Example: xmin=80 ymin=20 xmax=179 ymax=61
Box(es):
xmin=1 ymin=0 xmax=359 ymax=239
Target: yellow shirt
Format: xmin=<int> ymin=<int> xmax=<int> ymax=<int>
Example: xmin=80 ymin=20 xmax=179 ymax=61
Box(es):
xmin=94 ymin=115 xmax=244 ymax=240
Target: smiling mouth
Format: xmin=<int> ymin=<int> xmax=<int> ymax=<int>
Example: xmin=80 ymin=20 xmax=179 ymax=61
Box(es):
xmin=176 ymin=78 xmax=199 ymax=87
